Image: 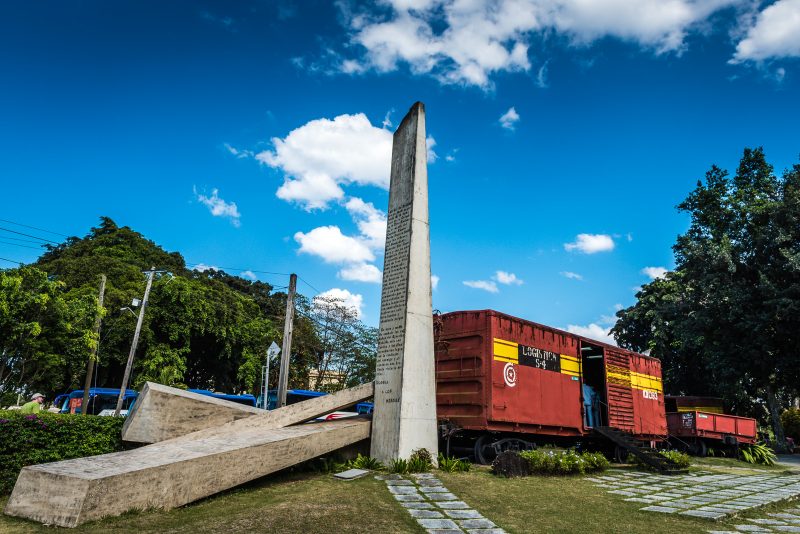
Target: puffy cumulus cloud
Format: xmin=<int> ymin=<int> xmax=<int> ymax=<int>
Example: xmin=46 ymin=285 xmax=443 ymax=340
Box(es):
xmin=463 ymin=280 xmax=500 ymax=293
xmin=294 ymin=226 xmax=375 ymax=264
xmin=240 ymin=270 xmax=257 ymax=280
xmin=564 ymin=233 xmax=615 ymax=254
xmin=339 ymin=263 xmax=383 ymax=283
xmin=192 ymin=263 xmax=219 ymax=272
xmin=731 ymin=0 xmax=800 ymax=62
xmin=560 ymin=271 xmax=583 ymax=280
xmin=494 ymin=270 xmax=524 ymax=285
xmin=195 ymin=188 xmax=241 ymax=227
xmin=499 ymin=107 xmax=520 ymax=130
xmin=315 ymin=288 xmax=364 ymax=318
xmin=297 ymin=197 xmax=387 ymax=283
xmin=257 ymin=113 xmax=392 ymax=210
xmin=565 ymin=323 xmax=617 ymax=345
xmin=642 ymin=266 xmax=669 ymax=279
xmin=340 ymin=0 xmax=739 ymax=88
xmin=345 ymin=197 xmax=387 ymax=251
xmin=431 ymin=274 xmax=440 ymax=290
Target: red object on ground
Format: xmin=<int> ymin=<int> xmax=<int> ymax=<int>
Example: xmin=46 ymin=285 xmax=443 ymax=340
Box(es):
xmin=435 ymin=310 xmax=667 ymax=441
xmin=667 ymin=411 xmax=757 ymax=445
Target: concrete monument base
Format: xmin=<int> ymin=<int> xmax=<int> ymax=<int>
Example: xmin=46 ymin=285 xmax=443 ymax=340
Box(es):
xmin=5 ymin=418 xmax=370 ymax=528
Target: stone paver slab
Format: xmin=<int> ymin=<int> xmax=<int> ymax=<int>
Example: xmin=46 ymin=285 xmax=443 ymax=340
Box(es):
xmin=418 ymin=518 xmax=460 ymax=530
xmin=445 ymin=509 xmax=483 ymax=519
xmin=409 ymin=509 xmax=444 ymax=519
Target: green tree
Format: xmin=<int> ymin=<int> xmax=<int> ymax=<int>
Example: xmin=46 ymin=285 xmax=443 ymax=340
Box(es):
xmin=613 ymin=148 xmax=800 ymax=449
xmin=0 ymin=267 xmax=97 ymax=399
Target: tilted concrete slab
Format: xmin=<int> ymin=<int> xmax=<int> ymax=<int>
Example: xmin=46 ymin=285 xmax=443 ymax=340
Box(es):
xmin=4 ymin=417 xmax=371 ymax=528
xmin=122 ymin=381 xmax=375 ymax=443
xmin=121 ymin=382 xmax=262 ymax=443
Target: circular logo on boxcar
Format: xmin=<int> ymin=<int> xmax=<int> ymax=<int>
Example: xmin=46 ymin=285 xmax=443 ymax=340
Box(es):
xmin=503 ymin=363 xmax=517 ymax=387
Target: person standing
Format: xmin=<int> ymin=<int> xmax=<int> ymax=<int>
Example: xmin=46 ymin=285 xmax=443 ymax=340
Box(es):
xmin=19 ymin=393 xmax=45 ymax=414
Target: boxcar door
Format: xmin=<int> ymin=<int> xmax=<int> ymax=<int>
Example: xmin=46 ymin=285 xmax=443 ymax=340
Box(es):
xmin=604 ymin=349 xmax=635 ymax=433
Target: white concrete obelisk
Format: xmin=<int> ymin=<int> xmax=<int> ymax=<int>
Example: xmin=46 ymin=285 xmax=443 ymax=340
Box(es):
xmin=370 ymin=102 xmax=438 ymax=464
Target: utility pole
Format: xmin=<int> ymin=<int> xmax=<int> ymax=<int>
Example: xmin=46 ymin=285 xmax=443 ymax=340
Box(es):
xmin=115 ymin=267 xmax=156 ymax=416
xmin=276 ymin=273 xmax=297 ymax=408
xmin=82 ymin=274 xmax=106 ymax=416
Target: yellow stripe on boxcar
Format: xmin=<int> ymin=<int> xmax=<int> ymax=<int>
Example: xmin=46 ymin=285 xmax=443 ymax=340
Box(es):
xmin=560 ymin=355 xmax=581 ymax=377
xmin=493 ymin=338 xmax=519 ymax=363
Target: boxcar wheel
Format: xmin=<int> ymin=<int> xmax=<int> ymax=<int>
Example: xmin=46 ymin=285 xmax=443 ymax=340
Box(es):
xmin=474 ymin=435 xmax=492 ymax=465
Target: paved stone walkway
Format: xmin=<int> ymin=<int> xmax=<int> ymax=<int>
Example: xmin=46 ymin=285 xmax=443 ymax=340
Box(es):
xmin=588 ymin=470 xmax=800 ymax=521
xmin=706 ymin=504 xmax=800 ymax=533
xmin=377 ymin=472 xmax=506 ymax=534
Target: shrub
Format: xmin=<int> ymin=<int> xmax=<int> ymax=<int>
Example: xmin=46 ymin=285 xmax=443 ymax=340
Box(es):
xmin=0 ymin=410 xmax=126 ymax=494
xmin=628 ymin=450 xmax=691 ymax=470
xmin=659 ymin=450 xmax=692 ymax=469
xmin=407 ymin=448 xmax=433 ymax=473
xmin=349 ymin=454 xmax=384 ymax=471
xmin=519 ymin=449 xmax=610 ymax=476
xmin=389 ymin=458 xmax=409 ymax=474
xmin=438 ymin=454 xmax=471 ymax=473
xmin=491 ymin=451 xmax=531 ymax=478
xmin=781 ymin=408 xmax=800 ymax=442
xmin=740 ymin=443 xmax=777 ymax=466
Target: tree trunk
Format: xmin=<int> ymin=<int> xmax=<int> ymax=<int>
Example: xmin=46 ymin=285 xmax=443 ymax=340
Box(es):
xmin=766 ymin=384 xmax=787 ymax=453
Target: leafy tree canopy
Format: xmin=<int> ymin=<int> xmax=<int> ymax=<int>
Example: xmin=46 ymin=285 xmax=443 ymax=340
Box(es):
xmin=1 ymin=217 xmax=377 ymax=402
xmin=613 ymin=148 xmax=800 ymax=448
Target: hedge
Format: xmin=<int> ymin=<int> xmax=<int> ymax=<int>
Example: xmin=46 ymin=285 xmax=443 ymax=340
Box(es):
xmin=0 ymin=410 xmax=126 ymax=494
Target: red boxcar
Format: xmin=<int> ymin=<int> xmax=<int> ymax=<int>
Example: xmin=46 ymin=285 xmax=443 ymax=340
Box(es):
xmin=665 ymin=396 xmax=757 ymax=455
xmin=435 ymin=310 xmax=668 ymax=461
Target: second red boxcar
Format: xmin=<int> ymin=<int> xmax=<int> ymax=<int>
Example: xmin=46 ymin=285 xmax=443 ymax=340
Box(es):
xmin=435 ymin=310 xmax=668 ymax=461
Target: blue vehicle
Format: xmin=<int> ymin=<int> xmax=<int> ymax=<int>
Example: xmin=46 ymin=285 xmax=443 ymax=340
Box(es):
xmin=260 ymin=389 xmax=373 ymax=417
xmin=58 ymin=388 xmax=138 ymax=415
xmin=263 ymin=389 xmax=326 ymax=410
xmin=188 ymin=389 xmax=257 ymax=407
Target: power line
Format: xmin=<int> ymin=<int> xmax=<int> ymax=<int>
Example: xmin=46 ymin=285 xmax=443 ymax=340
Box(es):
xmin=185 ymin=262 xmax=289 ymax=277
xmin=0 ymin=240 xmax=45 ymax=250
xmin=0 ymin=226 xmax=61 ymax=245
xmin=0 ymin=256 xmax=25 ymax=265
xmin=0 ymin=218 xmax=71 ymax=238
xmin=297 ymin=275 xmax=322 ymax=296
xmin=0 ymin=235 xmax=49 ymax=245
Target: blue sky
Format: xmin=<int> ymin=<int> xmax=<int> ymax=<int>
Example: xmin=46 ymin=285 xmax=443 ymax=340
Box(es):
xmin=2 ymin=0 xmax=799 ymax=341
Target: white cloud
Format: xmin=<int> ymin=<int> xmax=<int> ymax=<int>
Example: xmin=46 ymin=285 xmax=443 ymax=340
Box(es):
xmin=565 ymin=323 xmax=617 ymax=345
xmin=240 ymin=270 xmax=257 ymax=280
xmin=294 ymin=226 xmax=375 ymax=264
xmin=257 ymin=113 xmax=393 ymax=210
xmin=315 ymin=288 xmax=364 ymax=318
xmin=340 ymin=0 xmax=739 ymax=88
xmin=731 ymin=0 xmax=800 ymax=63
xmin=564 ymin=233 xmax=615 ymax=254
xmin=339 ymin=262 xmax=383 ymax=283
xmin=642 ymin=266 xmax=668 ymax=279
xmin=195 ymin=188 xmax=241 ymax=227
xmin=431 ymin=274 xmax=440 ymax=290
xmin=192 ymin=263 xmax=219 ymax=272
xmin=463 ymin=280 xmax=499 ymax=293
xmin=426 ymin=136 xmax=439 ymax=163
xmin=560 ymin=271 xmax=583 ymax=280
xmin=499 ymin=107 xmax=520 ymax=130
xmin=536 ymin=61 xmax=549 ymax=88
xmin=223 ymin=143 xmax=253 ymax=159
xmin=494 ymin=270 xmax=524 ymax=285
xmin=344 ymin=197 xmax=387 ymax=251
xmin=296 ymin=196 xmax=387 ymax=281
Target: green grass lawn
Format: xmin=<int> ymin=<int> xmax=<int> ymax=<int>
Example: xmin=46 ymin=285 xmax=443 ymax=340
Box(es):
xmin=2 ymin=459 xmax=799 ymax=533
xmin=0 ymin=471 xmax=421 ymax=534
